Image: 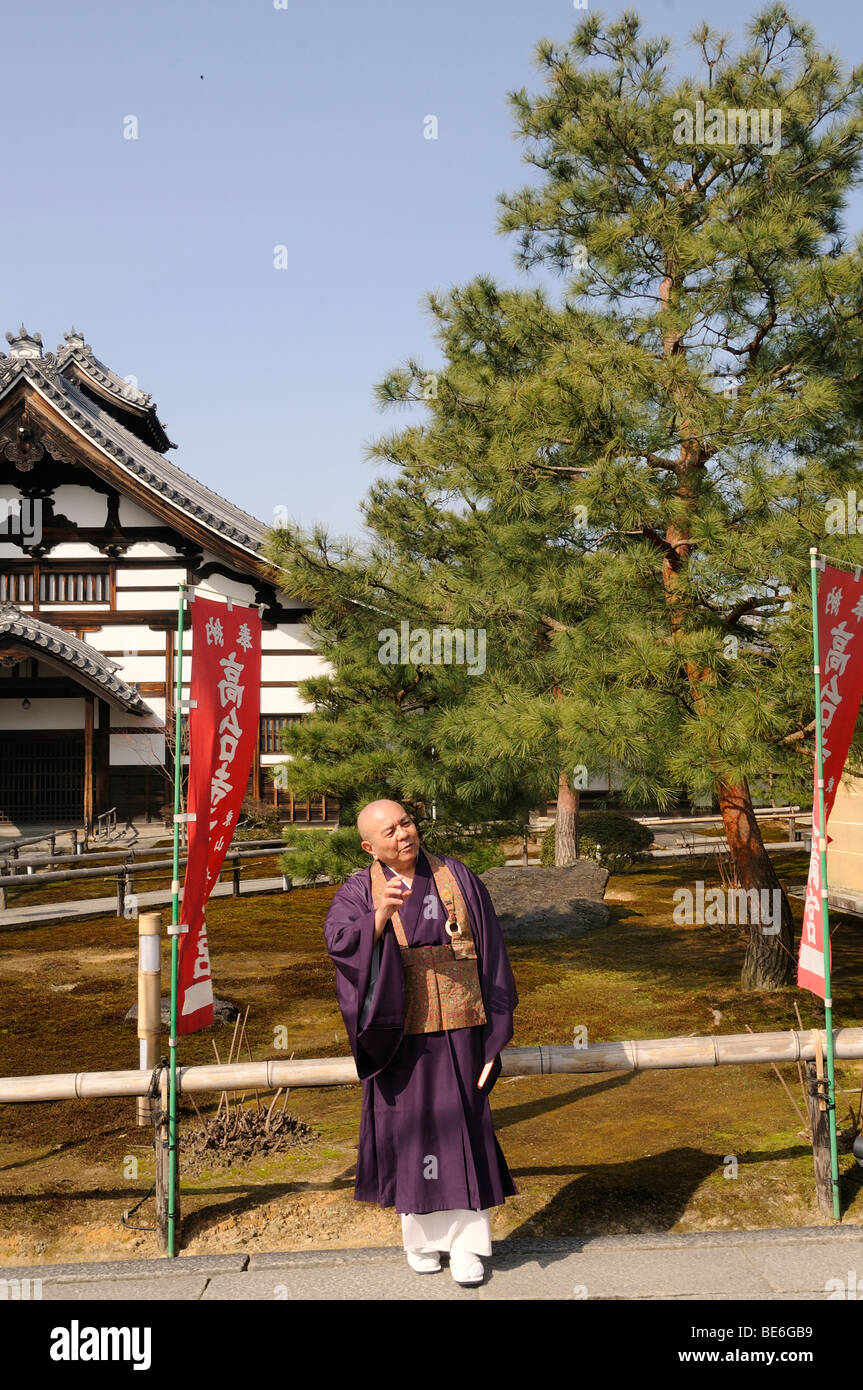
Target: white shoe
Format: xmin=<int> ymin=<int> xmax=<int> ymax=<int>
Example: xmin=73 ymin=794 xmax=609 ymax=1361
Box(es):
xmin=406 ymin=1249 xmax=441 ymax=1273
xmin=450 ymin=1251 xmax=484 ymax=1285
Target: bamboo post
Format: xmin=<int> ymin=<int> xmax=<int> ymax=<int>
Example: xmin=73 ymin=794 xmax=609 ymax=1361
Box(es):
xmin=116 ymin=873 xmax=125 ymax=918
xmin=166 ymin=582 xmax=188 ymax=1258
xmin=809 ymin=548 xmax=842 ymax=1219
xmin=136 ymin=911 xmax=162 ymax=1126
xmin=232 ymin=854 xmax=240 ymax=896
xmin=154 ymin=1065 xmax=178 ymax=1253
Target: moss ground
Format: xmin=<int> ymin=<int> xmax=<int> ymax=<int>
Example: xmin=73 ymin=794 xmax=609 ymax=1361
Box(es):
xmin=1 ymin=849 xmax=861 ymax=1262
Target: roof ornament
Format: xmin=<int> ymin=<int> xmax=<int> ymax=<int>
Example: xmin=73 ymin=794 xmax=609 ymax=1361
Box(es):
xmin=62 ymin=327 xmax=89 ymax=353
xmin=5 ymin=325 xmax=44 ymax=359
xmin=57 ymin=328 xmax=153 ymax=409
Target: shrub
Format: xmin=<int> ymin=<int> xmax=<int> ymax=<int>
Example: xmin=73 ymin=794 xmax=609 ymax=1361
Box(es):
xmin=418 ymin=820 xmax=511 ymax=874
xmin=540 ymin=813 xmax=653 ymax=871
xmin=279 ymin=819 xmax=511 ymax=883
xmin=234 ymin=798 xmax=282 ymax=842
xmin=280 ymin=826 xmax=366 ymax=884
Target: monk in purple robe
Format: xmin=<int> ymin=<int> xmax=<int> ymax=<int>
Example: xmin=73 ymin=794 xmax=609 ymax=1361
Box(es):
xmin=322 ymin=799 xmax=519 ymax=1284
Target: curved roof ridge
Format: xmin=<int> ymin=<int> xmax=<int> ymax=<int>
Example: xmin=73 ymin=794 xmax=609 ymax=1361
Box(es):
xmin=0 ymin=602 xmax=151 ymax=716
xmin=0 ymin=352 xmax=267 ymax=559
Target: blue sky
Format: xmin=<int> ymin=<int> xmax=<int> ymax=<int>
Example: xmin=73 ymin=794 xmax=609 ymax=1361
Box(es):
xmin=3 ymin=0 xmax=863 ymax=539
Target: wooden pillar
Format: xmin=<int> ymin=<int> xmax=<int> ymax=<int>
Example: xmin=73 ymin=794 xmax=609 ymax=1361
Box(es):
xmin=83 ymin=694 xmax=94 ymax=833
xmin=164 ymin=629 xmax=175 ymax=743
xmin=252 ymin=728 xmax=261 ymax=802
xmin=95 ymin=698 xmax=111 ymax=817
xmin=322 ymin=794 xmax=327 ymax=822
xmin=289 ymin=789 xmax=294 ymax=821
xmin=806 ymin=1038 xmax=835 ymax=1216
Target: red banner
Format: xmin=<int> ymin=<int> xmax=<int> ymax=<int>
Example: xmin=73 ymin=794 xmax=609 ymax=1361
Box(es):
xmin=798 ymin=564 xmax=863 ymax=997
xmin=177 ymin=596 xmax=262 ymax=1033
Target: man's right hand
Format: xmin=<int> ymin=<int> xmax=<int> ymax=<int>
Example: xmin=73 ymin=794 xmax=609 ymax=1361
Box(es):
xmin=374 ymin=877 xmax=411 ymax=940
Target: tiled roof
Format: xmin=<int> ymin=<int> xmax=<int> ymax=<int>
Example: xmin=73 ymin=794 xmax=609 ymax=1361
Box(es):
xmin=54 ymin=329 xmax=176 ymax=453
xmin=0 ymin=602 xmax=151 ymax=716
xmin=0 ymin=327 xmax=267 ymax=559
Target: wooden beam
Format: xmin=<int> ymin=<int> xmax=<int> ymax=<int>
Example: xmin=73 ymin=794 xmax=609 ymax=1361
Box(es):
xmin=164 ymin=629 xmax=175 ymax=745
xmin=252 ymin=730 xmax=261 ymax=802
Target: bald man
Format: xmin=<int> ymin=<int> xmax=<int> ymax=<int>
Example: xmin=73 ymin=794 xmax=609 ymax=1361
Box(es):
xmin=322 ymin=799 xmax=519 ymax=1285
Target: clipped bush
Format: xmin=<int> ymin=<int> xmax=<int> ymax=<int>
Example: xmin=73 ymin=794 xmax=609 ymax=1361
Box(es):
xmin=280 ymin=826 xmax=366 ymax=884
xmin=418 ymin=820 xmax=511 ymax=875
xmin=233 ymin=798 xmax=283 ymax=842
xmin=540 ymin=813 xmax=653 ymax=871
xmin=280 ymin=818 xmax=511 ymax=884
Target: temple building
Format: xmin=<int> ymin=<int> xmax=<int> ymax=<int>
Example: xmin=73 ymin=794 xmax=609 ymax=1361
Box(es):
xmin=0 ymin=325 xmax=334 ymax=829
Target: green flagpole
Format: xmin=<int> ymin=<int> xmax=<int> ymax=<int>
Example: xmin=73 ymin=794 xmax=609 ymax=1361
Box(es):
xmin=809 ymin=547 xmax=841 ymax=1220
xmin=167 ymin=582 xmax=187 ymax=1256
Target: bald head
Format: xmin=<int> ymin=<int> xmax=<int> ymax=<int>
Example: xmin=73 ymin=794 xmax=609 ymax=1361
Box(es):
xmin=356 ymin=799 xmax=406 ymax=842
xmin=357 ymin=800 xmax=420 ymax=871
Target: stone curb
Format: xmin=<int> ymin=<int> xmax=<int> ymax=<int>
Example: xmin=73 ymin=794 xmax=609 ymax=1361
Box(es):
xmin=0 ymin=1253 xmax=248 ymax=1284
xmin=4 ymin=1226 xmax=862 ymax=1284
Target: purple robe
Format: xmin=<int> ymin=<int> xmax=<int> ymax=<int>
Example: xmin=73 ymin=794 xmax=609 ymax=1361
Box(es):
xmin=322 ymin=846 xmax=519 ymax=1214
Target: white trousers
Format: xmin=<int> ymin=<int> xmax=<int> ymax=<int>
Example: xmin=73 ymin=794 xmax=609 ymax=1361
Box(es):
xmin=401 ymin=1208 xmax=491 ymax=1257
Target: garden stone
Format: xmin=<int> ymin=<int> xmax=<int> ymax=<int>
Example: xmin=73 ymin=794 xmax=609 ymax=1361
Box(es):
xmin=479 ymin=863 xmax=611 ymax=940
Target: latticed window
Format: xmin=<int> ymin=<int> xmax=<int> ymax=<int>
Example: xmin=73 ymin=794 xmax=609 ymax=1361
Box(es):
xmin=39 ymin=569 xmax=110 ymax=604
xmin=259 ymin=714 xmax=302 ymax=753
xmin=0 ymin=572 xmax=34 ymax=603
xmin=0 ymin=566 xmax=112 ymax=607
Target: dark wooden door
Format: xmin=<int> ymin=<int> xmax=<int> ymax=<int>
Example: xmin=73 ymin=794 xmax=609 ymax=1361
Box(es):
xmin=0 ymin=733 xmax=84 ymax=823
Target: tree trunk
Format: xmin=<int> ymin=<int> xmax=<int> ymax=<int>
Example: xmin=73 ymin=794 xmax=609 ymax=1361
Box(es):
xmin=717 ymin=777 xmax=795 ymax=990
xmin=556 ymin=768 xmax=578 ymax=866
xmin=657 ymin=270 xmax=794 ymax=992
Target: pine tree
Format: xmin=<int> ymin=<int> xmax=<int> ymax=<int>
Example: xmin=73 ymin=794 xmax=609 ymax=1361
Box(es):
xmin=487 ymin=4 xmax=863 ymax=987
xmin=262 ymin=518 xmax=541 ymax=828
xmin=267 ymin=5 xmax=863 ymax=990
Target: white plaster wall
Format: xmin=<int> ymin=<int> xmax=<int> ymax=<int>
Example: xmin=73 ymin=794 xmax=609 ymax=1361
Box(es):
xmin=116 ymin=591 xmax=176 ymax=612
xmin=263 ymin=655 xmax=326 ymax=685
xmin=122 ymin=541 xmax=181 ymax=558
xmin=259 ymin=690 xmax=311 ymax=715
xmin=109 ymin=732 xmax=165 ymax=766
xmin=115 ymin=567 xmax=186 ymax=587
xmin=261 ymin=626 xmax=318 ymax=652
xmin=0 ymin=543 xmax=30 ymax=562
xmin=50 ymin=486 xmax=109 ymax=525
xmin=44 ymin=542 xmax=107 ymax=560
xmin=1 ymin=699 xmax=85 ymax=730
xmin=116 ymin=497 xmax=165 ymax=528
xmin=41 ymin=603 xmax=110 ymax=615
xmin=94 ymin=656 xmax=165 ymax=683
xmin=84 ymin=626 xmax=152 ymax=652
xmin=140 ymin=697 xmax=166 ymax=724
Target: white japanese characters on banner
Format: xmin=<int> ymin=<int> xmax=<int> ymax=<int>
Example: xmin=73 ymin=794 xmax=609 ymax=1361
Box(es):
xmin=177 ymin=597 xmax=262 ymax=1033
xmin=798 ymin=566 xmax=863 ymax=998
